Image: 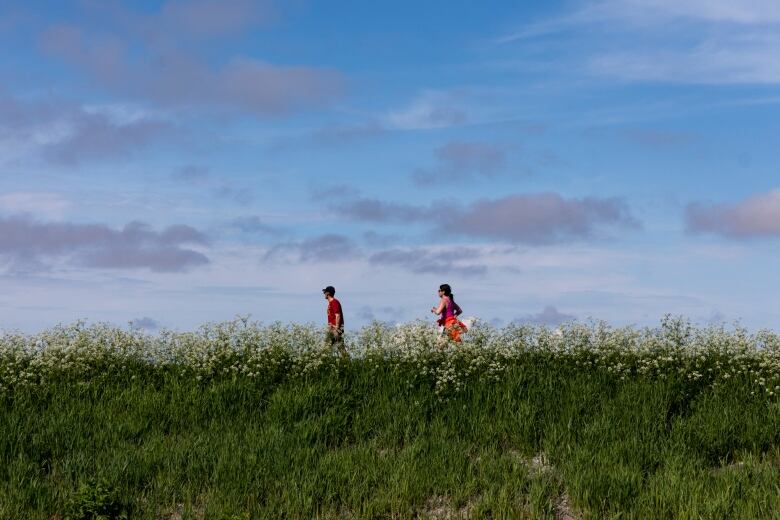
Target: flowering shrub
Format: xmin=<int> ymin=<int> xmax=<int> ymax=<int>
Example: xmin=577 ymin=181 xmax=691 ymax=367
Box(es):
xmin=2 ymin=316 xmax=780 ymax=399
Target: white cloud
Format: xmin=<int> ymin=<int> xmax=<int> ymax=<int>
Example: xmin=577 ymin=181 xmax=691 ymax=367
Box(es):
xmin=500 ymin=0 xmax=780 ymax=84
xmin=606 ymin=0 xmax=780 ymax=25
xmin=517 ymin=306 xmax=576 ymax=326
xmin=0 ymin=192 xmax=71 ymax=219
xmin=504 ymin=0 xmax=780 ymax=39
xmin=0 ymin=93 xmax=173 ymax=165
xmin=385 ymin=91 xmax=468 ymax=130
xmin=82 ymin=103 xmax=159 ymax=124
xmin=686 ymin=188 xmax=780 ymax=238
xmin=3 ymin=237 xmax=774 ymax=331
xmin=590 ymin=32 xmax=780 ymax=84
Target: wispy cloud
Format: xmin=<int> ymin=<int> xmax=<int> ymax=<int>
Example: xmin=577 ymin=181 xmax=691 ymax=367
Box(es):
xmin=154 ymin=0 xmax=277 ymax=38
xmin=0 ymin=217 xmax=209 ymax=273
xmin=263 ymin=234 xmax=362 ymax=263
xmin=333 ymin=197 xmax=446 ymax=223
xmin=595 ymin=0 xmax=780 ymax=25
xmin=44 ymin=110 xmax=171 ymax=164
xmin=516 ymin=305 xmax=576 ymax=326
xmin=583 ymin=126 xmax=696 ymax=151
xmin=39 ymin=4 xmax=343 ymax=116
xmin=270 ymin=121 xmax=387 ymax=151
xmin=229 ymin=216 xmax=283 ymax=236
xmin=356 ymin=304 xmax=406 ymax=324
xmin=384 ymin=91 xmax=468 ymax=130
xmin=262 ymin=238 xmax=489 ymax=277
xmin=501 ymin=0 xmax=780 ymax=43
xmin=334 ymin=193 xmax=640 ymax=244
xmin=0 ymin=92 xmax=173 ymax=165
xmin=620 ymin=128 xmax=695 ymax=149
xmin=172 ymin=165 xmax=210 ymax=183
xmin=369 ymin=247 xmax=488 ymax=277
xmin=500 ymin=0 xmax=780 ymax=85
xmin=0 ymin=192 xmax=71 ymax=220
xmin=129 ymin=316 xmax=160 ymax=331
xmin=412 ymin=140 xmax=507 ymax=185
xmin=589 ymin=33 xmax=780 ymax=84
xmin=213 ymin=182 xmax=254 ymax=206
xmin=171 ymin=165 xmax=255 ymax=206
xmin=449 ymin=194 xmax=640 ymax=243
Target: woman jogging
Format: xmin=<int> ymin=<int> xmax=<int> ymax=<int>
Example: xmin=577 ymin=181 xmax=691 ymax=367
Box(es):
xmin=431 ymin=283 xmax=468 ymax=343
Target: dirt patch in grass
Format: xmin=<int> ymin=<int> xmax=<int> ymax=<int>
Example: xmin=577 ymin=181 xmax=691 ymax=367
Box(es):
xmin=419 ymin=495 xmax=476 ymax=519
xmin=505 ymin=450 xmax=579 ymax=519
xmin=528 ymin=452 xmax=553 ymax=474
xmin=377 ymin=446 xmax=396 ymax=458
xmin=160 ymin=498 xmax=207 ymax=520
xmin=161 ymin=503 xmax=184 ymax=520
xmin=555 ymin=492 xmax=578 ymax=520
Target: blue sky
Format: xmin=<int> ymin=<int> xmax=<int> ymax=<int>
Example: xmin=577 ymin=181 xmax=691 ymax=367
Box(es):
xmin=1 ymin=0 xmax=779 ymax=331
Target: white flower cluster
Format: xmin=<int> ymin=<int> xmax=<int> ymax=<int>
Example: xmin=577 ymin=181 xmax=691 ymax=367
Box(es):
xmin=2 ymin=316 xmax=780 ymax=398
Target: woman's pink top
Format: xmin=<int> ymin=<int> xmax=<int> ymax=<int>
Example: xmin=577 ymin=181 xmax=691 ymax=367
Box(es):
xmin=441 ymin=297 xmax=455 ymax=320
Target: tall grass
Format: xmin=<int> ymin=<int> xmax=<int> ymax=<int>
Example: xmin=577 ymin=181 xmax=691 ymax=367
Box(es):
xmin=3 ymin=317 xmax=780 ymax=518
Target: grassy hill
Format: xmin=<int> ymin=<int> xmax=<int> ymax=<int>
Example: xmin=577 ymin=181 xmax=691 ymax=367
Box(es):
xmin=3 ymin=318 xmax=780 ymax=519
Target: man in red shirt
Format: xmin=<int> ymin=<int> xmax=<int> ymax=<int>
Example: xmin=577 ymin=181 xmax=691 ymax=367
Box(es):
xmin=322 ymin=285 xmax=347 ymax=358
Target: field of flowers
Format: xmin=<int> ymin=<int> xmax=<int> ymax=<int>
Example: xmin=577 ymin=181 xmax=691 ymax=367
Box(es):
xmin=3 ymin=317 xmax=780 ymax=518
xmin=4 ymin=316 xmax=780 ymax=399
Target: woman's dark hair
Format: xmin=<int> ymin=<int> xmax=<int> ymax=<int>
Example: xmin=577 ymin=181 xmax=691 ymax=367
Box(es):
xmin=439 ymin=284 xmax=454 ymax=302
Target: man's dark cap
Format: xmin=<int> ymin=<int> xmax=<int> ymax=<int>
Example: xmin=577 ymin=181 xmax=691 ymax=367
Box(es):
xmin=322 ymin=285 xmax=336 ymax=296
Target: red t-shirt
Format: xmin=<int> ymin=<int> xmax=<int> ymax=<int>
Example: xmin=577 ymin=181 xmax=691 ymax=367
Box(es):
xmin=327 ymin=298 xmax=344 ymax=327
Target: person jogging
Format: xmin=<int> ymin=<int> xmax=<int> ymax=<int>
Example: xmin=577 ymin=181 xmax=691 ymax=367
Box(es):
xmin=431 ymin=283 xmax=468 ymax=343
xmin=322 ymin=285 xmax=348 ymax=358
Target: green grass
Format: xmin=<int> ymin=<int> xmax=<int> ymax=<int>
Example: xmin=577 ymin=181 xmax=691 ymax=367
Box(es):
xmin=4 ymin=357 xmax=780 ymax=519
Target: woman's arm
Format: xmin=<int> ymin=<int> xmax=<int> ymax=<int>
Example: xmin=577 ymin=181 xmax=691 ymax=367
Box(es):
xmin=453 ymin=302 xmax=462 ymax=316
xmin=431 ymin=297 xmax=446 ymax=314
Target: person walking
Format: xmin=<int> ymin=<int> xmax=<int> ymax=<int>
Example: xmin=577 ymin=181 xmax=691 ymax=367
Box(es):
xmin=431 ymin=283 xmax=467 ymax=343
xmin=322 ymin=285 xmax=348 ymax=358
